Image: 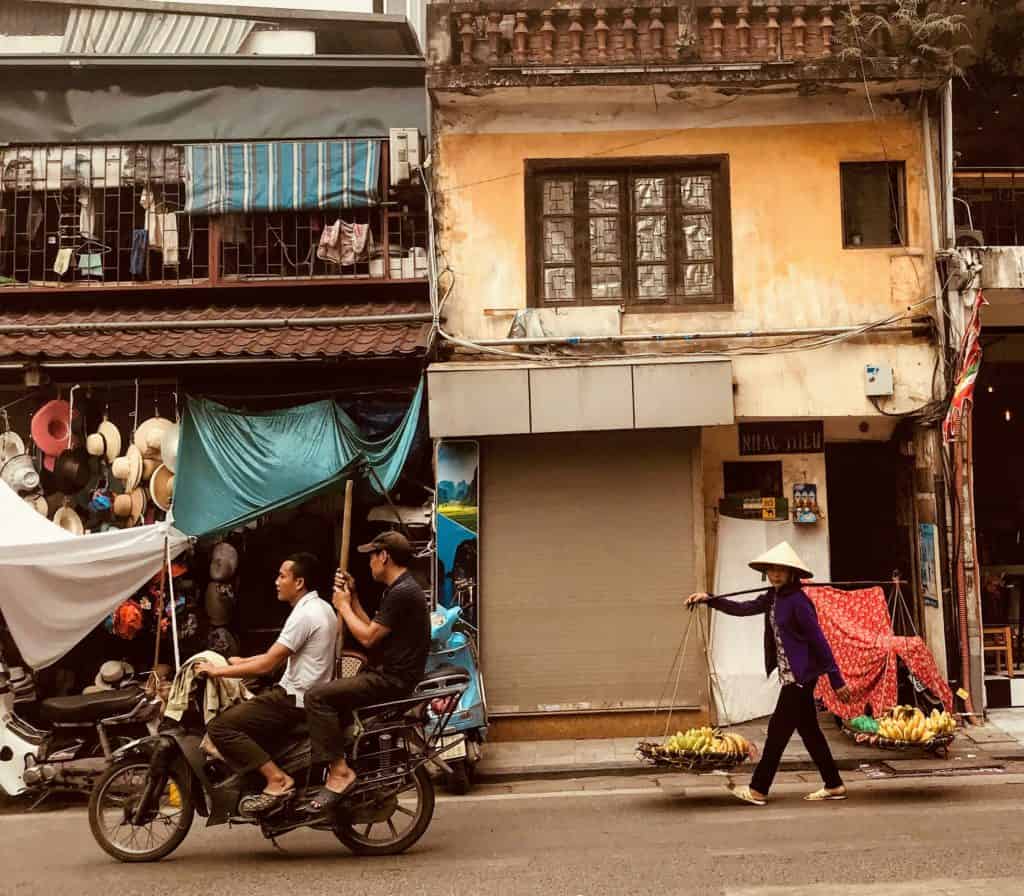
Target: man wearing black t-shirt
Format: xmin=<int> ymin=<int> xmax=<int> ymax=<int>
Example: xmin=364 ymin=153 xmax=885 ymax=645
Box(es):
xmin=302 ymin=530 xmax=430 ymax=815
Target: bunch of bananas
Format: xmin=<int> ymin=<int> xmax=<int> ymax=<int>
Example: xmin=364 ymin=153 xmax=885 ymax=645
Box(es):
xmin=876 ymin=706 xmax=956 ymax=743
xmin=663 ymin=726 xmax=752 ymax=759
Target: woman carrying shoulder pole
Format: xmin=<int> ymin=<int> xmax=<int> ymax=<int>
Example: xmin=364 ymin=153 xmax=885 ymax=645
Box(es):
xmin=687 ymin=542 xmax=852 ymax=806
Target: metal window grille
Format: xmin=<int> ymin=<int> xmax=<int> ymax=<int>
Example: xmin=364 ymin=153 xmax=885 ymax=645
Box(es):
xmin=0 ymin=142 xmax=427 ymax=290
xmin=954 ymin=168 xmax=1024 ymax=247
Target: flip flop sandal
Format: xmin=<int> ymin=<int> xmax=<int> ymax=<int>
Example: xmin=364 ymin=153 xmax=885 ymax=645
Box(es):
xmin=804 ymin=788 xmax=848 ymax=802
xmin=239 ymin=787 xmax=295 ymax=817
xmin=728 ymin=785 xmax=767 ymax=806
xmin=301 ymin=780 xmax=358 ymax=818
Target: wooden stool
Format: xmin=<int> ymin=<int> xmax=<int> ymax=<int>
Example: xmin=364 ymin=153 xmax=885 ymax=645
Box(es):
xmin=984 ymin=626 xmax=1015 ymax=677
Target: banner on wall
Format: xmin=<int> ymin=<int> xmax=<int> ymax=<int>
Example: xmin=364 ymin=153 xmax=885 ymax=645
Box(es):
xmin=918 ymin=523 xmax=941 ymax=609
xmin=435 ymin=440 xmax=479 ymax=631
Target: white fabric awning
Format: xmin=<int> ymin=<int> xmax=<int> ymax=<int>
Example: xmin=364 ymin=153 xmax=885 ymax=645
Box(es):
xmin=0 ymin=483 xmax=189 ymax=669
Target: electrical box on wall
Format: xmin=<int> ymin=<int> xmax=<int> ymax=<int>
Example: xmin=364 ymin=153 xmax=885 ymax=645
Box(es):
xmin=865 ymin=364 xmax=894 ymax=397
xmin=389 ymin=128 xmax=420 ymax=187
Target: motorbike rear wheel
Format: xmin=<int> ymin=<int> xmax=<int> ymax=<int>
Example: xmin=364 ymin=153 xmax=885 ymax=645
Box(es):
xmin=88 ymin=758 xmax=194 ymax=863
xmin=333 ymin=764 xmax=434 ymax=856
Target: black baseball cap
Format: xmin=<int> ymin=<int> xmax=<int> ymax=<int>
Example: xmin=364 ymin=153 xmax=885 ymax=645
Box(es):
xmin=357 ymin=530 xmax=413 ymax=561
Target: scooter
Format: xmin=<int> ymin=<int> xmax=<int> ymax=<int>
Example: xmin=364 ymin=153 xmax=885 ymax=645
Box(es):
xmin=87 ymin=668 xmax=469 ymax=863
xmin=423 ymin=604 xmax=487 ymax=794
xmin=0 ymin=657 xmax=162 ymax=803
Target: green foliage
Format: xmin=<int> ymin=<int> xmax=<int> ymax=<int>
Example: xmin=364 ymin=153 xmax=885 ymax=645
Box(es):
xmin=836 ymin=0 xmax=973 ymax=77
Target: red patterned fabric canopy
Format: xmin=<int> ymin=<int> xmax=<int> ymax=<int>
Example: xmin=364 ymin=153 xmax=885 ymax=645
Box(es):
xmin=806 ymin=585 xmax=953 ymax=717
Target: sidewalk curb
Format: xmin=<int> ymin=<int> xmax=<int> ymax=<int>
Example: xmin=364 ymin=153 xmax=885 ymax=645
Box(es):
xmin=476 ymin=751 xmax=1024 ymax=785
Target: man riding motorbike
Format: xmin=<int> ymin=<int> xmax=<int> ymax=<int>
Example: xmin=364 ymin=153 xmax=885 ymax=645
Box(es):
xmin=301 ymin=531 xmax=430 ymax=816
xmin=195 ymin=552 xmax=337 ymax=816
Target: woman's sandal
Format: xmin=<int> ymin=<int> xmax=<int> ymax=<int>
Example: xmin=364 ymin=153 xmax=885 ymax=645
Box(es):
xmin=804 ymin=787 xmax=848 ymax=802
xmin=727 ymin=784 xmax=767 ymax=806
xmin=301 ymin=779 xmax=358 ymax=817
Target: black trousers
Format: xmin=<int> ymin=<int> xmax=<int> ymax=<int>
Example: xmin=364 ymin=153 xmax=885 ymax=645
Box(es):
xmin=305 ymin=670 xmax=410 ymax=763
xmin=750 ymin=682 xmax=843 ymax=795
xmin=207 ymin=686 xmax=305 ymax=773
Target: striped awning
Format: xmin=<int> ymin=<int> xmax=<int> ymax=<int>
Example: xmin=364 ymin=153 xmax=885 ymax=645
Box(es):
xmin=183 ymin=140 xmax=383 ymax=215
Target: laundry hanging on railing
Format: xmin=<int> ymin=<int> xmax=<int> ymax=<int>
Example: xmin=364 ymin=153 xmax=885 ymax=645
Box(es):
xmin=183 ymin=140 xmax=382 ymax=215
xmin=172 ymin=379 xmax=423 ymax=537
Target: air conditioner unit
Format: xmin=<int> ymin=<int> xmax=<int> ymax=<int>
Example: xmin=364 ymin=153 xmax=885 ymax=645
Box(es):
xmin=389 ymin=128 xmax=421 ymax=187
xmin=955 ymin=225 xmax=985 ymax=247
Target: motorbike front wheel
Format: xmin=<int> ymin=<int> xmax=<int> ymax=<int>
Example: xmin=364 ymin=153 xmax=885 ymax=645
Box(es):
xmin=333 ymin=764 xmax=435 ymax=856
xmin=88 ymin=758 xmax=194 ymax=863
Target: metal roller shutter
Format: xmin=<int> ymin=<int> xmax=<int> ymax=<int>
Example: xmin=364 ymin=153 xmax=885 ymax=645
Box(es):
xmin=481 ymin=429 xmax=707 ymax=715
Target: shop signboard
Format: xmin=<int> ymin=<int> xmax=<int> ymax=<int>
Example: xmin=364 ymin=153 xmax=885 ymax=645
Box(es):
xmin=918 ymin=523 xmax=941 ymax=609
xmin=436 ymin=440 xmax=479 ymax=631
xmin=738 ymin=421 xmax=824 ymax=456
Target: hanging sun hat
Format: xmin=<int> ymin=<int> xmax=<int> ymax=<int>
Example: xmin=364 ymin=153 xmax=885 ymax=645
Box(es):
xmin=53 ymin=445 xmax=92 ymax=494
xmin=23 ymin=493 xmax=48 ymax=516
xmin=97 ymin=416 xmax=122 ymax=464
xmin=94 ymin=660 xmax=135 ymax=690
xmin=1 ymin=454 xmax=40 ymax=493
xmin=113 ymin=487 xmax=147 ymax=526
xmin=0 ymin=431 xmax=25 ymax=464
xmin=160 ymin=422 xmax=180 ymax=473
xmin=141 ymin=456 xmax=160 ymax=483
xmin=82 ymin=685 xmax=107 ymax=695
xmin=134 ymin=416 xmax=173 ymax=460
xmin=53 ymin=504 xmax=85 ymax=536
xmin=149 ymin=464 xmax=174 ymax=512
xmin=111 ymin=444 xmax=143 ymax=491
xmin=31 ymin=399 xmax=79 ymax=458
xmin=748 ymin=541 xmax=814 ymax=580
xmin=204 ymin=581 xmax=235 ymax=626
xmin=209 ymin=542 xmax=239 ymax=582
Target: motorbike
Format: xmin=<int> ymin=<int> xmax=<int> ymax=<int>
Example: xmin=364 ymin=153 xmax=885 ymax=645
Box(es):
xmin=0 ymin=658 xmax=162 ymax=803
xmin=424 ymin=604 xmax=487 ymax=794
xmin=86 ymin=666 xmax=469 ymax=863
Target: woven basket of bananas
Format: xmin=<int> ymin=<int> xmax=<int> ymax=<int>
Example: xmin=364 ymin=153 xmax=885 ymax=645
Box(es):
xmin=840 ymin=706 xmax=957 ymax=755
xmin=637 ymin=726 xmax=757 ymax=772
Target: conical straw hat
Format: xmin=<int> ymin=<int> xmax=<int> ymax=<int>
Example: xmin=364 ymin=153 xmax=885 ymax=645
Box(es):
xmin=748 ymin=541 xmax=813 ymax=580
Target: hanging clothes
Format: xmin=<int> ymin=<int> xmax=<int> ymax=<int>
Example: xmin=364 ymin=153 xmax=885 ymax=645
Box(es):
xmin=129 ymin=229 xmax=148 ymax=276
xmin=317 ymin=219 xmax=374 ymax=267
xmin=78 ymin=190 xmax=98 ymax=240
xmin=140 ymin=188 xmax=180 ymax=267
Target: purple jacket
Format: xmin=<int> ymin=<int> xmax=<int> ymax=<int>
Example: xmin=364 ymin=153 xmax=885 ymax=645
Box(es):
xmin=708 ymin=583 xmax=845 ymax=690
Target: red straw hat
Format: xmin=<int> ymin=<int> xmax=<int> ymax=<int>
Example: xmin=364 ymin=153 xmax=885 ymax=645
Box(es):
xmin=31 ymin=400 xmax=80 ymax=457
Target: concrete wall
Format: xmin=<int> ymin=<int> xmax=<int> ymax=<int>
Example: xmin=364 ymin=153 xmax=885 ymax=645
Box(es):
xmin=432 ymin=94 xmax=938 ymax=419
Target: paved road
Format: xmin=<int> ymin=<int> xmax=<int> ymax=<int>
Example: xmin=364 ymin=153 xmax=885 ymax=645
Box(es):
xmin=3 ymin=772 xmax=1023 ymax=895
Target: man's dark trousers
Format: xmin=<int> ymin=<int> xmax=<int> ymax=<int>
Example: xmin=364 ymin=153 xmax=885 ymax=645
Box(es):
xmin=305 ymin=671 xmax=409 ymax=762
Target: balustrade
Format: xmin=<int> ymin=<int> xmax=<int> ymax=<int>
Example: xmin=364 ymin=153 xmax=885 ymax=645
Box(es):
xmin=449 ymin=2 xmax=843 ymax=68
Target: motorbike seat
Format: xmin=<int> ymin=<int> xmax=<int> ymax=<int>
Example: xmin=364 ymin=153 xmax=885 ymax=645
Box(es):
xmin=418 ymin=664 xmax=471 ymax=689
xmin=39 ymin=686 xmax=144 ymax=724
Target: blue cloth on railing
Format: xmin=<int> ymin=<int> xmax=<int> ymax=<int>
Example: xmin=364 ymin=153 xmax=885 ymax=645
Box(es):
xmin=130 ymin=228 xmax=148 ymax=275
xmin=183 ymin=140 xmax=382 ymax=215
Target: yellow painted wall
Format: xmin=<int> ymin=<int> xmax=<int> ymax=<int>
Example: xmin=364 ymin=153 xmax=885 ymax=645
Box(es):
xmin=436 ymin=117 xmax=934 ymax=341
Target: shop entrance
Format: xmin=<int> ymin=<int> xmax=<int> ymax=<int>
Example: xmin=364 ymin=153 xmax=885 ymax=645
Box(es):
xmin=825 ymin=441 xmax=915 ymax=617
xmin=974 ymin=342 xmax=1024 ymax=708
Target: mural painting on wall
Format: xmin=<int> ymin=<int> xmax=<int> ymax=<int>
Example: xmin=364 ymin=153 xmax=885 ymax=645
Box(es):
xmin=436 ymin=440 xmax=479 ymax=631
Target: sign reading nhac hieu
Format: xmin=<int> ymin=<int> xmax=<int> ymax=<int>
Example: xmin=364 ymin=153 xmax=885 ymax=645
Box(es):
xmin=738 ymin=421 xmax=825 ymax=456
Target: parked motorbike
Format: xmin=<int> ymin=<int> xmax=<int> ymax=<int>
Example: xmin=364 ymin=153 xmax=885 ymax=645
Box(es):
xmin=0 ymin=658 xmax=162 ymax=803
xmin=86 ymin=667 xmax=469 ymax=863
xmin=423 ymin=604 xmax=487 ymax=794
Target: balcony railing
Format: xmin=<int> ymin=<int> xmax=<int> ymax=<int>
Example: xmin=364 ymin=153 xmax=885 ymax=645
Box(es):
xmin=0 ymin=142 xmax=428 ymax=291
xmin=444 ymin=1 xmax=849 ymax=69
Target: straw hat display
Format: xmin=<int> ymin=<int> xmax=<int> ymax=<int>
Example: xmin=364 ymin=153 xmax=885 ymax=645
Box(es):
xmin=209 ymin=542 xmax=239 ymax=582
xmin=161 ymin=422 xmax=180 ymax=473
xmin=113 ymin=487 xmax=148 ymax=526
xmin=150 ymin=463 xmax=174 ymax=512
xmin=134 ymin=416 xmax=173 ymax=461
xmin=0 ymin=431 xmax=25 ymax=464
xmin=749 ymin=542 xmax=814 ymax=580
xmin=86 ymin=417 xmax=122 ymax=465
xmin=204 ymin=582 xmax=235 ymax=626
xmin=111 ymin=444 xmax=143 ymax=491
xmin=23 ymin=493 xmax=48 ymax=516
xmin=1 ymin=454 xmax=40 ymax=493
xmin=94 ymin=660 xmax=134 ymax=690
xmin=53 ymin=504 xmax=85 ymax=536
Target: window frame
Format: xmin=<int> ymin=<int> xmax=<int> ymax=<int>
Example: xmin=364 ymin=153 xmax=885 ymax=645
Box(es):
xmin=525 ymin=155 xmax=734 ymax=311
xmin=839 ymin=160 xmax=908 ymax=250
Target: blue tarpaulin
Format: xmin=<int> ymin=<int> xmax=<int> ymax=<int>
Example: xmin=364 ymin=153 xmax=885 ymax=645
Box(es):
xmin=172 ymin=380 xmax=423 ymax=537
xmin=183 ymin=140 xmax=382 ymax=215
